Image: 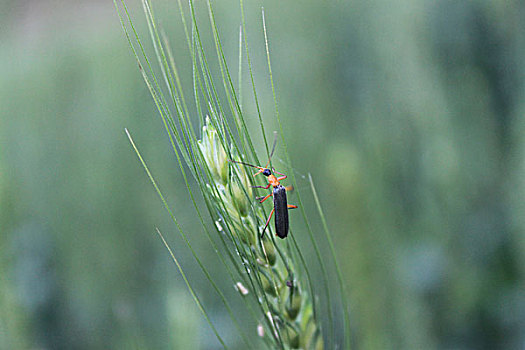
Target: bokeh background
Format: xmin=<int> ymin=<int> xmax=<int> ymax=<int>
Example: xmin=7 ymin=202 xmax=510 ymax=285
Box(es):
xmin=1 ymin=0 xmax=524 ymax=349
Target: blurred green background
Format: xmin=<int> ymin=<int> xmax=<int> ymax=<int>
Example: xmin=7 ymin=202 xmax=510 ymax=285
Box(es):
xmin=1 ymin=0 xmax=524 ymax=349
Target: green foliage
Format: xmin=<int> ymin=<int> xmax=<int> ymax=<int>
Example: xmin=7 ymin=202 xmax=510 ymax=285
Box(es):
xmin=116 ymin=0 xmax=348 ymax=347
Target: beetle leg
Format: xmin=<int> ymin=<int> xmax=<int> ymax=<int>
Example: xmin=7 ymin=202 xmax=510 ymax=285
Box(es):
xmin=277 ymin=175 xmax=287 ymax=181
xmin=257 ymin=193 xmax=273 ymax=202
xmin=284 ymin=185 xmax=294 ymax=192
xmin=253 ymin=168 xmax=265 ymax=177
xmin=261 ymin=208 xmax=275 ymax=238
xmin=251 ymin=183 xmax=271 ymax=190
xmin=287 ymin=204 xmax=298 ymax=209
xmin=273 ymin=168 xmax=286 ymax=176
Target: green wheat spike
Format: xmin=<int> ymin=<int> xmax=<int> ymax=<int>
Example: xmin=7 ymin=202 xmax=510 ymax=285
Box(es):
xmin=115 ymin=0 xmax=353 ymax=348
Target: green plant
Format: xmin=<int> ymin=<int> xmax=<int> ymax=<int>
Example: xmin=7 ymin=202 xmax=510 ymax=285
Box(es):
xmin=116 ymin=0 xmax=349 ymax=348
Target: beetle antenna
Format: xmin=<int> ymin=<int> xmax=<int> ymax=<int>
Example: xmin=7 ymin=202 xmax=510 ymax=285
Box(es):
xmin=228 ymin=159 xmax=263 ymax=170
xmin=265 ymin=131 xmax=278 ymax=168
xmin=269 ymin=132 xmax=278 ymax=159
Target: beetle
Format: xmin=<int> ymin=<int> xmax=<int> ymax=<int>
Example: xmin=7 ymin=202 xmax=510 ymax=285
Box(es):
xmin=229 ymin=142 xmax=297 ymax=239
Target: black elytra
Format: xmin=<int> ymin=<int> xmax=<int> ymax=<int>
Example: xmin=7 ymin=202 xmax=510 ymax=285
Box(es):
xmin=272 ymin=184 xmax=289 ymax=238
